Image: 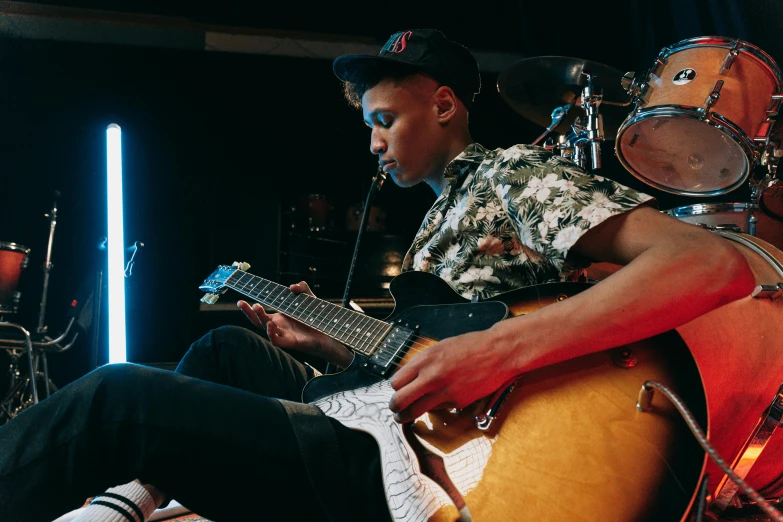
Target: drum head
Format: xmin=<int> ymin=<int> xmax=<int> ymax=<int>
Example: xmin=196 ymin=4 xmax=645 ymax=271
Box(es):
xmin=617 ymin=113 xmax=750 ymax=196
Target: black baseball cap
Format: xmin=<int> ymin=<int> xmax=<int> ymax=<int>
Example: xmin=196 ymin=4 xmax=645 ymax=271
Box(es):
xmin=333 ymin=29 xmax=481 ymax=108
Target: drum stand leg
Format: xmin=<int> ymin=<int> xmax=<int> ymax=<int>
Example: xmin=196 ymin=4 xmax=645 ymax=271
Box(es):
xmin=0 ymin=322 xmax=38 ymax=425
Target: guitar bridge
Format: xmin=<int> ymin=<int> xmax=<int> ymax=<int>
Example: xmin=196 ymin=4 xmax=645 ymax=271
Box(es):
xmin=366 ymin=325 xmax=417 ymax=377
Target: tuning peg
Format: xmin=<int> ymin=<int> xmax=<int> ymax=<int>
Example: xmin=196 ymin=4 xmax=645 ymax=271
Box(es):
xmin=201 ymin=293 xmax=220 ymax=305
xmin=232 ymin=261 xmax=251 ymax=271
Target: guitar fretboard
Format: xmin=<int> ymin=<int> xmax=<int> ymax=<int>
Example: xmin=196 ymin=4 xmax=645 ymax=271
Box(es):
xmin=226 ymin=270 xmax=391 ymax=356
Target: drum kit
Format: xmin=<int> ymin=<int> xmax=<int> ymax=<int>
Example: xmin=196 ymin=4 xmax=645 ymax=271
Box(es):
xmin=500 ymin=36 xmax=783 ymax=520
xmin=0 ymin=192 xmax=80 ymax=425
xmin=497 ymin=35 xmax=783 ymax=250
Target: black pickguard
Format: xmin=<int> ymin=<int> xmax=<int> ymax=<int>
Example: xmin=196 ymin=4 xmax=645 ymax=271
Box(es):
xmin=302 ymin=271 xmax=508 ymax=403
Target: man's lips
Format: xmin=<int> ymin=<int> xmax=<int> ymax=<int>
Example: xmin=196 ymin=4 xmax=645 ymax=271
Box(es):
xmin=381 ymin=161 xmax=396 ymax=173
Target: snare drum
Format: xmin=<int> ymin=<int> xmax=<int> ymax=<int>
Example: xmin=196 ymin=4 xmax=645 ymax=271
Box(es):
xmin=664 ymin=202 xmax=783 ymax=250
xmin=616 ymin=37 xmax=783 ymax=196
xmin=0 ymin=242 xmax=31 ymax=314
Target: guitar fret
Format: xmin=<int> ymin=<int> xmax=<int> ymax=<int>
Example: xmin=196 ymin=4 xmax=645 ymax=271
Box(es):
xmin=352 ymin=315 xmax=376 ymax=354
xmin=309 ymin=299 xmax=333 ymax=331
xmin=298 ymin=295 xmax=325 ymax=328
xmin=224 ymin=270 xmax=390 ymax=355
xmin=332 ymin=308 xmax=360 ymax=347
xmin=321 ymin=305 xmax=344 ymax=339
xmin=341 ymin=311 xmax=371 ymax=351
xmin=361 ymin=317 xmax=387 ymax=354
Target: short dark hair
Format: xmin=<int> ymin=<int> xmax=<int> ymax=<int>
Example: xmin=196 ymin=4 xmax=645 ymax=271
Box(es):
xmin=341 ymin=62 xmax=422 ymax=109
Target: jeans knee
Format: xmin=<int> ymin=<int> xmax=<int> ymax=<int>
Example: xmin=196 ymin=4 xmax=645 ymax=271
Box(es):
xmin=63 ymin=363 xmax=153 ymax=415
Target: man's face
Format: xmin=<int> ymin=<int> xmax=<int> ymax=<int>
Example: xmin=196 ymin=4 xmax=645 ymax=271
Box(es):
xmin=362 ymin=77 xmax=444 ymax=188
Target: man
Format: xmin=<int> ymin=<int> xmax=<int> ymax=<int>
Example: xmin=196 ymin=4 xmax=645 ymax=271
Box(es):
xmin=0 ymin=29 xmax=754 ymax=522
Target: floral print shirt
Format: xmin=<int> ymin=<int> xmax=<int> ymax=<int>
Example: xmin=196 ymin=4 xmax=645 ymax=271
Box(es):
xmin=401 ymin=143 xmax=655 ymax=299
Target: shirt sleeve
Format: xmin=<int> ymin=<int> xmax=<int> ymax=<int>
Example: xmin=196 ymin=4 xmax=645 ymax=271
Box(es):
xmin=495 ymin=146 xmax=656 ymax=274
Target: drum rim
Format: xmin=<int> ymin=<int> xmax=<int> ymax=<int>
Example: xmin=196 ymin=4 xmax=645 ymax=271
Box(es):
xmin=0 ymin=242 xmax=30 ymax=254
xmin=712 ymin=229 xmax=783 ymax=279
xmin=664 ymin=202 xmax=757 ymax=217
xmin=658 ymin=36 xmax=783 ymax=87
xmin=615 ymin=107 xmax=753 ymax=197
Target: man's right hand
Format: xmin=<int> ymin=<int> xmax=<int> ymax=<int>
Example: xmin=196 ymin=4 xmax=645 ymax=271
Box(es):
xmin=237 ymin=281 xmax=354 ymax=368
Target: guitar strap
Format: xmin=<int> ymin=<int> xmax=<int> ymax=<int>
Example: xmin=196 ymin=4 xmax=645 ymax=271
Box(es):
xmin=278 ymin=399 xmax=354 ymax=522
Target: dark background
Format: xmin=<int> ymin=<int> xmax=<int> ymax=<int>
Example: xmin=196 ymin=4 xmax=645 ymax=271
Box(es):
xmin=1 ymin=0 xmax=781 ymax=386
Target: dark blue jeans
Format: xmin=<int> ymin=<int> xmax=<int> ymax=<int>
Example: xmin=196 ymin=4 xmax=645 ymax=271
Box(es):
xmin=0 ymin=325 xmax=390 ymax=522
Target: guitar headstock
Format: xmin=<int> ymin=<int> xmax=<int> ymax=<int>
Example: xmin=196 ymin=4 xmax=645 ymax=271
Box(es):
xmin=199 ymin=261 xmax=250 ymax=304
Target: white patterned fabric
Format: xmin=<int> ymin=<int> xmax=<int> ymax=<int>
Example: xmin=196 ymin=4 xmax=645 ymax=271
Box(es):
xmin=402 ymin=143 xmax=655 ymax=299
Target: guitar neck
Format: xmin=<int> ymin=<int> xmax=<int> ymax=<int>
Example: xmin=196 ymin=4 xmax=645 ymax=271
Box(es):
xmin=226 ymin=270 xmax=390 ymax=356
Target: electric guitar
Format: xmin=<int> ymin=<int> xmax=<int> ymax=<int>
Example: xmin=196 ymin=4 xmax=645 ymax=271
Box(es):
xmin=200 ymin=263 xmax=708 ymax=521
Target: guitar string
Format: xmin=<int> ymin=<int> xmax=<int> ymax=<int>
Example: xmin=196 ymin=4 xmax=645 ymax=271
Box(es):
xmin=222 ymin=271 xmax=475 ymax=366
xmin=230 ymin=281 xmax=436 ymax=364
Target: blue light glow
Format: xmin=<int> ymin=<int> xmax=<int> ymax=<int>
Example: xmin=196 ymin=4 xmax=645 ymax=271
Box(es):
xmin=106 ymin=123 xmax=126 ymax=364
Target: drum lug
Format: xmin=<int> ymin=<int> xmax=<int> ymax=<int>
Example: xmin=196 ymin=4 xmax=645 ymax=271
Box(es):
xmin=751 ymin=283 xmax=783 ymax=300
xmin=767 ymin=94 xmax=783 ymax=119
xmin=754 ymin=120 xmax=775 ymax=145
xmin=703 ymin=80 xmax=725 ymax=112
xmin=719 ymin=40 xmax=742 ymax=75
xmin=651 ymin=58 xmax=666 ymax=79
xmin=635 ymin=82 xmax=650 ymax=106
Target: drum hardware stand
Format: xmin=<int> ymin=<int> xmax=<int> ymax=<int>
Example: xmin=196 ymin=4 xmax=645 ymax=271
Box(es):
xmin=580 ymin=72 xmax=604 ymax=171
xmin=544 ymin=73 xmax=606 ymax=172
xmin=637 ymin=381 xmax=783 ymax=522
xmin=35 ymin=190 xmax=60 ymax=339
xmin=707 ymin=383 xmax=783 ymax=519
xmin=0 ymin=191 xmax=83 ymax=425
xmin=531 ymin=103 xmax=570 ymax=146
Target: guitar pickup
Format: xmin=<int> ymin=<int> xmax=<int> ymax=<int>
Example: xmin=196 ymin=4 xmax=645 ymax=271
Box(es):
xmin=366 ymin=325 xmax=417 ymax=377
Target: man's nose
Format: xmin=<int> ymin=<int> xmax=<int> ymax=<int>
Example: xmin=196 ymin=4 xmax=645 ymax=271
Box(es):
xmin=370 ymin=129 xmax=386 ymax=155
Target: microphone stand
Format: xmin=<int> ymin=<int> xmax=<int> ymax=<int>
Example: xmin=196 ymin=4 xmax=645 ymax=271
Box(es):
xmin=323 ymin=167 xmax=386 ymax=374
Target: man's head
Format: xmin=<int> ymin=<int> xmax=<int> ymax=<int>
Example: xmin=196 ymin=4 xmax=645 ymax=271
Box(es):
xmin=333 ymin=29 xmax=481 ymax=192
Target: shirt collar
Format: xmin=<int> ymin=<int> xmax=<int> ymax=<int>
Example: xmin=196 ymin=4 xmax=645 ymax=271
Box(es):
xmin=443 ymin=142 xmax=489 ymax=181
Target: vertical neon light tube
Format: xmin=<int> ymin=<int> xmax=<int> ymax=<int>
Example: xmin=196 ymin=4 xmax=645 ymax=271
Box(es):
xmin=106 ymin=123 xmax=126 ymax=364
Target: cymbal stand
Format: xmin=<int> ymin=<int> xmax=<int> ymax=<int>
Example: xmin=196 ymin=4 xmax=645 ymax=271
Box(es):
xmin=578 ymin=71 xmax=604 ymax=171
xmin=35 ymin=190 xmax=59 ymax=339
xmin=544 ymin=73 xmax=605 ymax=172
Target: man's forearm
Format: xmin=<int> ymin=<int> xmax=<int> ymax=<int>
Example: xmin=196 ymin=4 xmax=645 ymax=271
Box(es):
xmin=495 ymin=236 xmax=755 ymax=377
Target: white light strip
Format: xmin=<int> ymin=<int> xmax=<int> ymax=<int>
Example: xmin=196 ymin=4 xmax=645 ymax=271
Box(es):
xmin=106 ymin=123 xmax=126 ymax=364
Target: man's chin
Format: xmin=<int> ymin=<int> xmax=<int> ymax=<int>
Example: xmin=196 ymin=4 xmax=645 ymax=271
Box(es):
xmin=390 ymin=172 xmax=420 ymax=188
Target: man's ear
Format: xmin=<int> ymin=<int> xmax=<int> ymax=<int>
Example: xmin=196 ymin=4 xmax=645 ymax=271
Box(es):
xmin=433 ymin=86 xmax=458 ymax=123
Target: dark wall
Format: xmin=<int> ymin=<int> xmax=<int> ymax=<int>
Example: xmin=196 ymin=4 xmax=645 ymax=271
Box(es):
xmin=1 ymin=0 xmax=781 ymax=386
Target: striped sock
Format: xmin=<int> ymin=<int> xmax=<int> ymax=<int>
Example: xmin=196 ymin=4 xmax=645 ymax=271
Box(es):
xmin=72 ymin=481 xmax=157 ymax=522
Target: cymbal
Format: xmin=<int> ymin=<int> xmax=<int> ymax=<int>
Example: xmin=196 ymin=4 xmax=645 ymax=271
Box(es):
xmin=497 ymin=56 xmax=632 ymax=140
